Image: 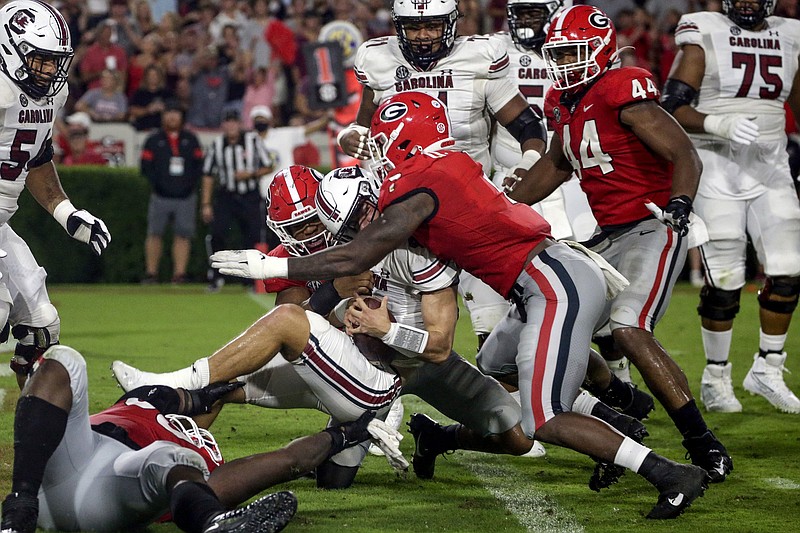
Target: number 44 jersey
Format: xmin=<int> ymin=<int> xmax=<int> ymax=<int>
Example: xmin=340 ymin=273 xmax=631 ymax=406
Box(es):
xmin=675 ymin=11 xmax=800 ymax=143
xmin=0 ymin=73 xmax=67 ymax=225
xmin=544 ymin=67 xmax=671 ymax=229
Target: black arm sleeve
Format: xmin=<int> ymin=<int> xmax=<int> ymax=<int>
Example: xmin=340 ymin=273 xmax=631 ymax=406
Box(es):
xmin=660 ymin=78 xmax=698 ymax=115
xmin=504 ymin=107 xmax=547 ymax=145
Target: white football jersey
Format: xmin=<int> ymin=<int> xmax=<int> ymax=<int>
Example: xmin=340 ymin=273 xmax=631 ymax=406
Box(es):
xmin=490 ymin=32 xmax=552 ymax=170
xmin=0 ymin=73 xmax=67 ymax=225
xmin=675 ymin=12 xmax=800 ymax=142
xmin=371 ymin=242 xmax=459 ymax=331
xmin=354 ymin=34 xmax=520 ymax=172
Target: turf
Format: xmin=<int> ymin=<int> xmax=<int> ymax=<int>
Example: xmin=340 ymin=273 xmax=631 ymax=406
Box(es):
xmin=1 ymin=282 xmax=799 ymax=532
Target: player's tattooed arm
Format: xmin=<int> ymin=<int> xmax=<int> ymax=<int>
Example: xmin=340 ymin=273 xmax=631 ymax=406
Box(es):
xmin=288 ymin=193 xmax=434 ymax=280
xmin=508 ymin=132 xmax=573 ymax=204
xmin=25 ymin=161 xmax=69 ymax=214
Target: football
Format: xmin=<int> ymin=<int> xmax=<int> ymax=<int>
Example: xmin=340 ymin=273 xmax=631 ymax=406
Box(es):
xmin=352 ymin=296 xmax=399 ymax=370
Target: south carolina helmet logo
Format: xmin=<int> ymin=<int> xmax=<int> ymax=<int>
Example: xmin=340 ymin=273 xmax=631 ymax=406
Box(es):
xmin=9 ymin=9 xmax=35 ymax=35
xmin=588 ymin=12 xmax=610 ymax=29
xmin=380 ymin=102 xmax=408 ymax=122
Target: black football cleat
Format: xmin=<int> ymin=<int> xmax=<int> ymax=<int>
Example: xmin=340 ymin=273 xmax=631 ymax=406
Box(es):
xmin=619 ymin=383 xmax=656 ymax=420
xmin=591 ymin=400 xmax=649 ymax=443
xmin=646 ymin=462 xmax=708 ymax=519
xmin=682 ymin=430 xmax=733 ymax=483
xmin=407 ymin=413 xmax=453 ymax=480
xmin=589 ymin=461 xmax=627 ymax=492
xmin=1 ymin=493 xmax=39 ymax=533
xmin=203 ymin=491 xmax=297 ymax=533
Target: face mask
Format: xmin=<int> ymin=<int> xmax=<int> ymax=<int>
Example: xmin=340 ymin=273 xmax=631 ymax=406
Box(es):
xmin=254 ymin=122 xmax=269 ymax=132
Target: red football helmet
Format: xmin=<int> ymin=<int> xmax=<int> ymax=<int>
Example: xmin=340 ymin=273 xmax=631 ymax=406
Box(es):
xmin=266 ymin=165 xmax=332 ymax=256
xmin=367 ymin=91 xmax=455 ymax=179
xmin=541 ymin=5 xmax=617 ymax=90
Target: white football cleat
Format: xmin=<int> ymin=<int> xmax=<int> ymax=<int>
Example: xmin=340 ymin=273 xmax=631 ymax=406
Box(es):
xmin=700 ymin=363 xmax=742 ymax=413
xmin=369 ymin=397 xmax=404 ymax=457
xmin=522 ymin=440 xmax=546 ymax=458
xmin=111 ymin=360 xmax=154 ymax=392
xmin=743 ymin=353 xmax=800 ymax=414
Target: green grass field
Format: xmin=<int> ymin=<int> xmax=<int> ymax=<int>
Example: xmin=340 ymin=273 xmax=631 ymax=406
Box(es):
xmin=1 ymin=282 xmax=799 ymax=532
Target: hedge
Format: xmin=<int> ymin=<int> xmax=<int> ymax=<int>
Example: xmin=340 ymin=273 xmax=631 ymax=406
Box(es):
xmin=14 ymin=166 xmax=209 ymax=283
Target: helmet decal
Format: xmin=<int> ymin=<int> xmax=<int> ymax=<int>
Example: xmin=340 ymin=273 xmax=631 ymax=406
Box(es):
xmin=380 ymin=102 xmax=409 ymax=122
xmin=588 ymin=11 xmax=610 ymax=29
xmin=9 ymin=9 xmax=34 ymax=34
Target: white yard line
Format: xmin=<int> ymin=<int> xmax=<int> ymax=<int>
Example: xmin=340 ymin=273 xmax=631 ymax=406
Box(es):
xmin=452 ymin=452 xmax=584 ymax=533
xmin=764 ymin=477 xmax=800 ymax=490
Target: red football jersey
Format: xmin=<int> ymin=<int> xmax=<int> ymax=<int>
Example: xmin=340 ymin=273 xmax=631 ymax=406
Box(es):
xmin=544 ymin=67 xmax=672 ymax=228
xmin=263 ymin=244 xmax=324 ymax=294
xmin=90 ymin=399 xmax=221 ymax=472
xmin=377 ymin=151 xmax=550 ymax=298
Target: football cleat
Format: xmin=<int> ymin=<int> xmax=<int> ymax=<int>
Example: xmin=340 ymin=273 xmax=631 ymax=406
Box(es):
xmin=700 ymin=363 xmax=742 ymax=413
xmin=369 ymin=398 xmax=404 ymax=457
xmin=521 ymin=440 xmax=547 ymax=458
xmin=646 ymin=462 xmax=708 ymax=519
xmin=743 ymin=353 xmax=800 ymax=414
xmin=619 ymin=383 xmax=656 ymax=421
xmin=407 ymin=413 xmax=454 ymax=480
xmin=589 ymin=461 xmax=626 ymax=492
xmin=111 ymin=360 xmax=149 ymax=392
xmin=682 ymin=430 xmax=733 ymax=483
xmin=590 ymin=400 xmax=649 ymax=443
xmin=203 ymin=491 xmax=297 ymax=533
xmin=1 ymin=492 xmax=38 ymax=533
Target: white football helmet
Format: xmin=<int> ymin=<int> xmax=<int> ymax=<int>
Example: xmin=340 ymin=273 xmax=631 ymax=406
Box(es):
xmin=266 ymin=165 xmax=333 ymax=256
xmin=506 ymin=0 xmax=570 ymax=53
xmin=723 ymin=0 xmax=774 ymax=29
xmin=392 ymin=0 xmax=459 ymax=71
xmin=316 ymin=166 xmax=381 ymax=243
xmin=0 ymin=0 xmax=73 ymax=99
xmin=165 ymin=414 xmax=223 ymax=466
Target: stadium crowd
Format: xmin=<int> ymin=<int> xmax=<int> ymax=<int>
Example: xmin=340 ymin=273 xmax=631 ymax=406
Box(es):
xmin=3 ymin=0 xmax=800 ymax=531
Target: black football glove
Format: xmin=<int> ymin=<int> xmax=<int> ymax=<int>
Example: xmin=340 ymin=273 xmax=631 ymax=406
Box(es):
xmin=66 ymin=210 xmax=111 ymax=256
xmin=324 ymin=411 xmax=376 ymax=458
xmin=662 ymin=195 xmax=693 ymax=237
xmin=183 ymin=381 xmax=244 ymax=416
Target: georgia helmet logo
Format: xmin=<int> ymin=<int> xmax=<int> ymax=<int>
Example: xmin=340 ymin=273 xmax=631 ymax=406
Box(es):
xmin=588 ymin=12 xmax=610 ymax=29
xmin=380 ymin=102 xmax=408 ymax=122
xmin=9 ymin=9 xmax=35 ymax=35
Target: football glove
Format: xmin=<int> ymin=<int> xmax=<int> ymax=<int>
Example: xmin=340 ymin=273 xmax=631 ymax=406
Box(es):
xmin=183 ymin=381 xmax=245 ymax=416
xmin=368 ymin=417 xmax=409 ymax=473
xmin=703 ymin=113 xmax=759 ymax=145
xmin=53 ymin=200 xmax=111 ymax=256
xmin=501 ymin=150 xmax=541 ymax=194
xmin=661 ymin=195 xmax=693 ymax=237
xmin=210 ymin=249 xmax=288 ymax=279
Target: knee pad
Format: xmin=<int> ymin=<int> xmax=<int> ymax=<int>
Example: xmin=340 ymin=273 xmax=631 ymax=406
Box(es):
xmin=10 ymin=305 xmax=62 ymax=377
xmin=697 ymin=286 xmax=741 ymax=321
xmin=758 ymin=276 xmax=800 ymax=314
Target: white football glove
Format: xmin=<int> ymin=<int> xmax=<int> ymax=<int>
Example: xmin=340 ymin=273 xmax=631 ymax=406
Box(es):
xmin=337 ymin=123 xmax=371 ymax=160
xmin=209 ymin=249 xmax=288 ymax=279
xmin=703 ymin=113 xmax=759 ymax=145
xmin=367 ymin=418 xmax=409 ymax=473
xmin=502 ymin=150 xmax=541 ymax=194
xmin=53 ymin=200 xmax=111 ymax=256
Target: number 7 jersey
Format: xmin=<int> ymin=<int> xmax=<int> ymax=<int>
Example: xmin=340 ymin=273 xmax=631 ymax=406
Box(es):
xmin=675 ymin=11 xmax=800 ymax=142
xmin=544 ymin=67 xmax=672 ymax=228
xmin=0 ymin=73 xmax=67 ymax=225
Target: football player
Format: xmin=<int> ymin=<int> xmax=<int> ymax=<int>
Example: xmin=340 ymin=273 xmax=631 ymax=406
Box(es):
xmin=337 ymin=0 xmax=549 ymax=350
xmin=663 ymin=0 xmax=800 ymax=414
xmin=1 ymin=345 xmax=403 ymax=533
xmin=0 ymin=0 xmax=111 ymax=388
xmin=210 ymin=91 xmax=709 ymax=519
xmin=113 ymin=165 xmax=405 ymax=490
xmin=507 ymin=5 xmax=733 ymax=484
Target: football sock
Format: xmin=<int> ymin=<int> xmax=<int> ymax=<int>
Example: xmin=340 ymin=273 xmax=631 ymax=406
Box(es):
xmin=155 ymin=358 xmax=210 ymax=389
xmin=668 ymin=400 xmax=708 ymax=439
xmin=12 ymin=396 xmax=68 ymax=496
xmin=592 ymin=374 xmax=633 ymax=409
xmin=701 ymin=327 xmax=732 ymax=365
xmin=759 ymin=330 xmax=787 ymax=358
xmin=170 ymin=481 xmax=225 ymax=533
xmin=613 ymin=437 xmax=651 ymax=473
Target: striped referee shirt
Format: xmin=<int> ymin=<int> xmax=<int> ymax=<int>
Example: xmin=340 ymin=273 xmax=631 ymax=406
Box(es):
xmin=203 ymin=132 xmax=276 ymax=195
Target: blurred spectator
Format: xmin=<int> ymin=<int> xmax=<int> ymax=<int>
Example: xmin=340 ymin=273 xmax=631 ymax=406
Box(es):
xmin=174 ymin=25 xmax=202 ymax=78
xmin=159 ymin=30 xmax=181 ymax=88
xmin=585 ymin=0 xmax=638 ymax=23
xmin=79 ymin=19 xmax=129 ymax=90
xmin=60 ymin=113 xmax=109 ymax=166
xmin=148 ymin=0 xmax=179 ymax=23
xmin=201 ymin=109 xmax=277 ymax=291
xmin=458 ymin=0 xmax=483 ymax=35
xmin=242 ymin=66 xmax=278 ymax=129
xmin=364 ymin=0 xmax=392 ymax=38
xmin=74 ymin=69 xmax=128 ymax=122
xmin=186 ymin=45 xmax=230 ymax=128
xmin=240 ymin=0 xmax=275 ymax=70
xmin=656 ymin=9 xmax=683 ymax=84
xmin=218 ymin=24 xmax=250 ymax=116
xmin=776 ymin=0 xmax=800 ymax=17
xmin=487 ymin=0 xmax=508 ymax=32
xmin=140 ymin=101 xmax=205 ymax=284
xmin=107 ymin=0 xmax=139 ymax=55
xmin=129 ymin=64 xmax=171 ymax=130
xmin=210 ymin=0 xmax=247 ymax=43
xmin=87 ymin=0 xmax=112 ymax=27
xmin=127 ymin=32 xmax=162 ymax=97
xmin=131 ymin=0 xmax=158 ymax=36
xmin=616 ymin=8 xmax=658 ymax=73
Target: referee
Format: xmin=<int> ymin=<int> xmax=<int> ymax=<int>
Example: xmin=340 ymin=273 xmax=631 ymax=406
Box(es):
xmin=201 ymin=109 xmax=277 ymax=291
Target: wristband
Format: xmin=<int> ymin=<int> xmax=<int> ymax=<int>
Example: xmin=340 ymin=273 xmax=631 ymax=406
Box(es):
xmin=702 ymin=114 xmax=724 ymax=137
xmin=380 ymin=323 xmax=429 ymax=355
xmin=53 ymin=199 xmax=77 ymax=231
xmin=308 ymin=281 xmax=343 ymax=316
xmin=516 ymin=150 xmax=542 ymax=171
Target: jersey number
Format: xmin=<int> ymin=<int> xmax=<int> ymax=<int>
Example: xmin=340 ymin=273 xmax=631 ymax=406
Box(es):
xmin=732 ymin=52 xmax=783 ymax=99
xmin=562 ymin=119 xmax=614 ymax=178
xmin=1 ymin=129 xmax=37 ymax=181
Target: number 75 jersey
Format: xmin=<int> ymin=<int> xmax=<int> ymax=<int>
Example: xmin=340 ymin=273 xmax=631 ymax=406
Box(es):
xmin=675 ymin=11 xmax=800 ymax=142
xmin=0 ymin=74 xmax=66 ymax=225
xmin=544 ymin=67 xmax=672 ymax=228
